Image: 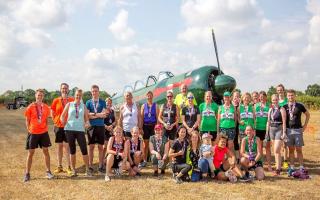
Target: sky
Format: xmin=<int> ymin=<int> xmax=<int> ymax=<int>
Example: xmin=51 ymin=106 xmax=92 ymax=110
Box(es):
xmin=0 ymin=0 xmax=319 ymax=95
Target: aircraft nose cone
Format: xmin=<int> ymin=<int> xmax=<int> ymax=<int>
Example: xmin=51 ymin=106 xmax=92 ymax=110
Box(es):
xmin=214 ymin=75 xmax=237 ymax=96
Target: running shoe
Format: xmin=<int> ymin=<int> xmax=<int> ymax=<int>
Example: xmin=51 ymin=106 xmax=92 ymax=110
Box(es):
xmin=85 ymin=169 xmax=93 ymax=177
xmin=138 ymin=161 xmax=147 ymax=168
xmin=114 ymin=168 xmax=121 ymax=177
xmin=174 ymin=176 xmax=183 ymax=184
xmin=98 ymin=167 xmax=105 ymax=174
xmin=70 ymin=170 xmax=77 ymax=177
xmin=282 ymin=161 xmax=289 ymax=170
xmin=46 ymin=171 xmax=54 ymax=179
xmin=53 ymin=165 xmax=64 ymax=173
xmin=88 ymin=167 xmax=94 ymax=174
xmin=23 ymin=173 xmax=30 ymax=182
xmin=135 ymin=172 xmax=142 ymax=177
xmin=239 ymin=176 xmax=250 ymax=182
xmin=287 ymin=167 xmax=295 ymax=177
xmin=66 ymin=166 xmax=73 ymax=176
xmin=104 ymin=175 xmax=111 ymax=182
xmin=153 ymin=170 xmax=159 ymax=177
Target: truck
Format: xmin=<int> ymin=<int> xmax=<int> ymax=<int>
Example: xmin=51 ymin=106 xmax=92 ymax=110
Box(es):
xmin=6 ymin=96 xmax=29 ymax=110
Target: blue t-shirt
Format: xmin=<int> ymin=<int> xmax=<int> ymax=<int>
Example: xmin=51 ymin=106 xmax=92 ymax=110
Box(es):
xmin=86 ymin=98 xmax=106 ymax=126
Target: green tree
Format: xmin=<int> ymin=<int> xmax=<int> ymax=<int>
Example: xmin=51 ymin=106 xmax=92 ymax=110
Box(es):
xmin=267 ymin=86 xmax=276 ymax=97
xmin=305 ymin=84 xmax=320 ymax=97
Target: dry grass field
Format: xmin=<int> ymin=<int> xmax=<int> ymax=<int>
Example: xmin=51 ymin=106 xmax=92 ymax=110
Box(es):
xmin=0 ymin=108 xmax=319 ymax=200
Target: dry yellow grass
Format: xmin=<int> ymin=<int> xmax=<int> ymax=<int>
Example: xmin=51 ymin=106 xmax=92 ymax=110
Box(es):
xmin=0 ymin=108 xmax=319 ymax=200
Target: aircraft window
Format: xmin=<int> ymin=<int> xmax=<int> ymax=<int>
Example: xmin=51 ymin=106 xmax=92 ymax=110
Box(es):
xmin=146 ymin=76 xmax=157 ymax=87
xmin=158 ymin=71 xmax=174 ymax=82
xmin=134 ymin=80 xmax=145 ymax=91
xmin=123 ymin=85 xmax=133 ymax=95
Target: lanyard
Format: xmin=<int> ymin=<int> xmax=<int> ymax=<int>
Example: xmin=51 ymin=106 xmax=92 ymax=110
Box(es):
xmin=35 ymin=103 xmax=43 ymax=123
xmin=92 ymin=99 xmax=99 ymax=113
xmin=75 ymin=103 xmax=79 ymax=119
xmin=289 ymin=103 xmax=296 ymax=120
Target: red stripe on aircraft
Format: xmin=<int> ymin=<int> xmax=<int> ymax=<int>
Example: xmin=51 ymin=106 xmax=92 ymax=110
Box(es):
xmin=132 ymin=77 xmax=193 ymax=102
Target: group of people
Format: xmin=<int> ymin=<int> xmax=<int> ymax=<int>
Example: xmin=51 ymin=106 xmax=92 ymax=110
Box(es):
xmin=23 ymin=83 xmax=310 ymax=184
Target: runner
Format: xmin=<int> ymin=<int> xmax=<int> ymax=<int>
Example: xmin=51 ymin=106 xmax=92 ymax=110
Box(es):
xmin=186 ymin=130 xmax=201 ymax=182
xmin=149 ymin=124 xmax=169 ymax=176
xmin=51 ymin=83 xmax=74 ymax=175
xmin=168 ymin=126 xmax=192 ymax=184
xmin=140 ymin=91 xmax=158 ymax=167
xmin=283 ymin=89 xmax=310 ymax=176
xmin=174 ymin=84 xmax=197 ymax=126
xmin=199 ymin=91 xmax=219 ymax=145
xmin=217 ymin=91 xmax=237 ymax=152
xmin=126 ymin=126 xmax=144 ymax=177
xmin=232 ymin=91 xmax=241 ymax=160
xmin=276 ymin=84 xmax=289 ymax=169
xmin=23 ymin=89 xmax=54 ymax=182
xmin=251 ymin=91 xmax=259 ymax=105
xmin=158 ymin=90 xmax=179 ymax=143
xmin=238 ymin=92 xmax=255 ymax=145
xmin=103 ymin=97 xmax=116 ymax=163
xmin=60 ymin=89 xmax=92 ymax=177
xmin=118 ymin=91 xmax=141 ymax=139
xmin=240 ymin=125 xmax=265 ymax=180
xmin=212 ymin=135 xmax=249 ymax=182
xmin=255 ymin=91 xmax=271 ymax=171
xmin=86 ymin=85 xmax=107 ymax=174
xmin=266 ymin=94 xmax=287 ymax=175
xmin=181 ymin=92 xmax=200 ymax=136
xmin=104 ymin=126 xmax=130 ymax=182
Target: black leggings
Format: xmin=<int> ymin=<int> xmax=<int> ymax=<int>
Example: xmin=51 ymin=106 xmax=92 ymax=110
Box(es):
xmin=65 ymin=130 xmax=88 ymax=155
xmin=173 ymin=163 xmax=192 ymax=175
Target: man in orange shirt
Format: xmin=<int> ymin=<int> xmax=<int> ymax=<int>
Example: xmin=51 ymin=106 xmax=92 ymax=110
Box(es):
xmin=24 ymin=89 xmax=54 ymax=182
xmin=51 ymin=83 xmax=74 ymax=174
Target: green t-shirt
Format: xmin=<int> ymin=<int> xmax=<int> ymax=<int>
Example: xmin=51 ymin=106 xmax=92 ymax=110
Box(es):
xmin=174 ymin=93 xmax=197 ymax=123
xmin=239 ymin=104 xmax=254 ymax=131
xmin=219 ymin=104 xmax=236 ymax=129
xmin=199 ymin=102 xmax=219 ymax=131
xmin=279 ymin=97 xmax=288 ymax=107
xmin=255 ymin=102 xmax=270 ymax=130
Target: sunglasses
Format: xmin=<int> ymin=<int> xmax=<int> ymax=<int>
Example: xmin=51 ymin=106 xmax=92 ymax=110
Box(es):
xmin=167 ymin=96 xmax=173 ymax=98
xmin=187 ymin=96 xmax=194 ymax=99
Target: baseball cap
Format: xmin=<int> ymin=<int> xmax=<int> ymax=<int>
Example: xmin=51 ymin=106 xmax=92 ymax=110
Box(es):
xmin=223 ymin=91 xmax=231 ymax=97
xmin=154 ymin=124 xmax=163 ymax=130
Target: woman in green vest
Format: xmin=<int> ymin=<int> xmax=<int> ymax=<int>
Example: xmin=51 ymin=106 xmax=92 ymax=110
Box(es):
xmin=240 ymin=125 xmax=265 ymax=180
xmin=237 ymin=92 xmax=255 ymax=145
xmin=254 ymin=91 xmax=272 ymax=171
xmin=199 ymin=91 xmax=219 ymax=145
xmin=217 ymin=91 xmax=236 ymax=152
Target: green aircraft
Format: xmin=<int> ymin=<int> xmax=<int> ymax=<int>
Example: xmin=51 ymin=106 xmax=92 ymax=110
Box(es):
xmin=112 ymin=30 xmax=236 ymax=110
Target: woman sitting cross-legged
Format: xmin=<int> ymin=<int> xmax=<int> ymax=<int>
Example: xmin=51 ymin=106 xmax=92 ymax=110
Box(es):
xmin=149 ymin=124 xmax=169 ymax=177
xmin=105 ymin=126 xmax=130 ymax=182
xmin=169 ymin=126 xmax=192 ymax=184
xmin=240 ymin=125 xmax=265 ymax=180
xmin=126 ymin=126 xmax=144 ymax=177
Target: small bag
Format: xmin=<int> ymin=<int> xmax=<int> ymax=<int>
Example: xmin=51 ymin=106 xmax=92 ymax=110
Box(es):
xmin=191 ymin=169 xmax=201 ymax=182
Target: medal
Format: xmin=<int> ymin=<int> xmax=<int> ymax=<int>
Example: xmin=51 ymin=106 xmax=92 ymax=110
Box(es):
xmin=225 ymin=105 xmax=230 ymax=119
xmin=61 ymin=97 xmax=67 ymax=108
xmin=109 ymin=118 xmax=112 ymax=124
xmin=148 ymin=112 xmax=151 ymax=118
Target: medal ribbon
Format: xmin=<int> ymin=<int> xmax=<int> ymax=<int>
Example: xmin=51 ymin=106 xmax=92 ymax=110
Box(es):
xmin=289 ymin=103 xmax=295 ymax=120
xmin=75 ymin=103 xmax=79 ymax=119
xmin=92 ymin=99 xmax=99 ymax=114
xmin=35 ymin=103 xmax=43 ymax=123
